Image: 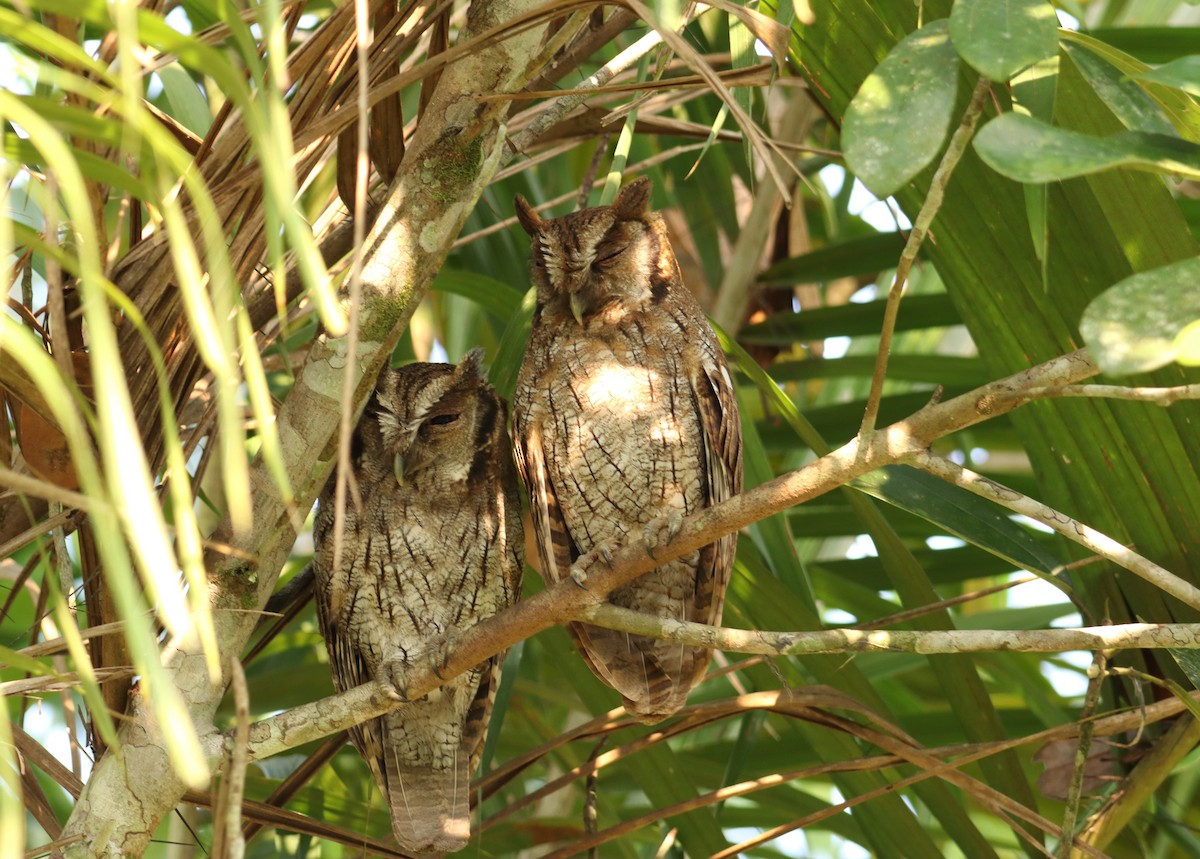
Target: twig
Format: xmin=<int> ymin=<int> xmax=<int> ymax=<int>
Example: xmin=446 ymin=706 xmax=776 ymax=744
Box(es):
xmin=911 ymin=450 xmax=1200 ymax=611
xmin=1058 ymin=652 xmax=1105 ymax=859
xmin=580 ymin=605 xmax=1200 ymax=656
xmin=502 ymin=12 xmax=682 ymax=160
xmin=1002 ymin=383 xmax=1200 ymax=407
xmin=211 ymin=659 xmax=250 ymax=859
xmin=858 ymin=75 xmax=992 ymax=439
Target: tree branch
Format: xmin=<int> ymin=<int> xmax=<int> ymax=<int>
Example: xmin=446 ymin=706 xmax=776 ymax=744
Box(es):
xmin=224 ymin=347 xmax=1103 ymax=762
xmin=910 ymin=450 xmax=1200 ymax=611
xmin=580 ymin=605 xmax=1200 ymax=655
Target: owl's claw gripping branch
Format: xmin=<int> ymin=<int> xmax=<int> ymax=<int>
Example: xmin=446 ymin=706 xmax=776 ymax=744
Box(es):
xmin=642 ymin=512 xmax=684 ymax=560
xmin=569 ymin=565 xmax=590 ymax=589
xmin=379 ymin=661 xmax=412 ymax=703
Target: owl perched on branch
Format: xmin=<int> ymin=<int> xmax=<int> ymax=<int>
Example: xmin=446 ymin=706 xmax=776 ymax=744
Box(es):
xmin=512 ymin=177 xmax=743 ymax=723
xmin=312 ymin=351 xmax=523 ymax=853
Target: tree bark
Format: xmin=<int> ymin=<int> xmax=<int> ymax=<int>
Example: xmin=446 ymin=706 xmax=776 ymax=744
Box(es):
xmin=58 ymin=1 xmax=550 ymax=854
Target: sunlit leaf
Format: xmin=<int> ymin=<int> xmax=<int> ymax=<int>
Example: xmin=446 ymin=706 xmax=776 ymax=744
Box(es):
xmin=1079 ymin=256 xmax=1200 ymax=375
xmin=974 ymin=112 xmax=1200 ymax=182
xmin=843 ymin=19 xmax=961 ymax=198
xmin=1133 ymin=56 xmax=1200 ymax=98
xmin=949 ymin=0 xmax=1059 ymax=82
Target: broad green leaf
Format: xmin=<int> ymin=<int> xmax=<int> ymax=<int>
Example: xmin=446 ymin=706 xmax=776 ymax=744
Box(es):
xmin=758 ymin=231 xmax=907 ymax=286
xmin=1079 ymin=255 xmax=1200 ymax=375
xmin=1134 ymin=56 xmax=1200 ymax=97
xmin=949 ymin=0 xmax=1059 ymax=82
xmin=1170 ymin=648 xmax=1200 ymax=691
xmin=974 ymin=112 xmax=1200 ymax=182
xmin=842 ymin=19 xmax=961 ymax=198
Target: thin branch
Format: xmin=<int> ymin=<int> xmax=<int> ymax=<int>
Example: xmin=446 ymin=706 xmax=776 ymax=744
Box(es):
xmin=858 ymin=75 xmax=992 ymax=439
xmin=503 ymin=16 xmax=674 ymax=159
xmin=911 ymin=450 xmax=1200 ymax=611
xmin=581 ymin=604 xmax=1200 ymax=655
xmin=1058 ymin=652 xmax=1104 ymax=859
xmin=1004 ymin=382 xmax=1200 ymax=407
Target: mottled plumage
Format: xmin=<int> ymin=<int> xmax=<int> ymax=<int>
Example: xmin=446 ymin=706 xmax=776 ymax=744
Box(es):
xmin=512 ymin=178 xmax=743 ymax=723
xmin=312 ymin=351 xmax=523 ymax=853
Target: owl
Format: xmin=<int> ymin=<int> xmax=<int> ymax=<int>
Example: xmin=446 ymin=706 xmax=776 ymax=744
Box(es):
xmin=511 ymin=177 xmax=743 ymax=723
xmin=312 ymin=350 xmax=523 ymax=853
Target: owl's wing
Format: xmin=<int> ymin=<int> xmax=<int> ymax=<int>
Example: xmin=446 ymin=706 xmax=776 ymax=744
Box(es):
xmin=310 ymin=508 xmax=389 ymax=795
xmin=690 ymin=339 xmax=744 ymax=622
xmin=513 ymin=413 xmax=580 ymax=585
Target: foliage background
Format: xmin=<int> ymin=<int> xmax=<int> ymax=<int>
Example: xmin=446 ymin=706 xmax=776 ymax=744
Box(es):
xmin=4 ymin=0 xmax=1200 ymax=857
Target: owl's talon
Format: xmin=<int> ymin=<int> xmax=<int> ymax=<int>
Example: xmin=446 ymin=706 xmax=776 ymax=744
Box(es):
xmin=380 ymin=662 xmax=411 ymax=703
xmin=430 ymin=628 xmax=457 ymax=680
xmin=597 ymin=544 xmax=615 ymax=567
xmin=642 ymin=512 xmax=684 ymax=560
xmin=570 ymin=566 xmax=589 ymax=589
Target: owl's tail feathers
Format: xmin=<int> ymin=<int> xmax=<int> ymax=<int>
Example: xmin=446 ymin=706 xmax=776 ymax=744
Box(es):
xmin=621 ymin=643 xmax=709 ymax=724
xmin=382 ymin=745 xmax=471 ymax=853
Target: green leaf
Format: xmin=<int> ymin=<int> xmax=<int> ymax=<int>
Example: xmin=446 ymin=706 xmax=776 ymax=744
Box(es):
xmin=431 ymin=268 xmax=524 ymax=318
xmin=1177 ymin=320 xmax=1200 ymax=366
xmin=1085 ymin=28 xmax=1200 ymax=65
xmin=155 ymin=62 xmax=212 ymax=136
xmin=1061 ymin=34 xmax=1200 ymax=141
xmin=1063 ymin=42 xmax=1176 ymax=136
xmin=740 ymin=293 xmax=962 ymax=344
xmin=852 ymin=465 xmax=1071 ymax=588
xmin=1011 ymin=57 xmax=1058 ymax=270
xmin=1133 ymin=56 xmax=1200 ymax=98
xmin=949 ymin=0 xmax=1059 ymax=82
xmin=758 ymin=231 xmax=908 ymax=286
xmin=842 ymin=19 xmax=961 ymax=198
xmin=974 ymin=112 xmax=1200 ymax=182
xmin=1079 ymin=255 xmax=1200 ymax=375
xmin=1169 ymin=648 xmax=1200 ymax=691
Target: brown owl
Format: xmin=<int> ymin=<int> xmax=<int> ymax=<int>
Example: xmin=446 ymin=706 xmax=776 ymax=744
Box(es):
xmin=312 ymin=350 xmax=523 ymax=853
xmin=511 ymin=177 xmax=743 ymax=723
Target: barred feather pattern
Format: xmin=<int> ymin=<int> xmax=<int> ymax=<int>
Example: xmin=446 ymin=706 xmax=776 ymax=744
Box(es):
xmin=512 ymin=178 xmax=743 ymax=723
xmin=313 ymin=352 xmax=523 ymax=853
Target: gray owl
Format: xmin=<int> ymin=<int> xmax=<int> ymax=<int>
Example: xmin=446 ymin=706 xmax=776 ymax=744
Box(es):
xmin=511 ymin=177 xmax=743 ymax=723
xmin=312 ymin=350 xmax=523 ymax=853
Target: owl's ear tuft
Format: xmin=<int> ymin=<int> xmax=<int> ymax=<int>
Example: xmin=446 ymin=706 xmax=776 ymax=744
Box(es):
xmin=613 ymin=177 xmax=652 ymax=220
xmin=514 ymin=195 xmax=544 ymax=236
xmin=454 ymin=348 xmax=487 ymax=383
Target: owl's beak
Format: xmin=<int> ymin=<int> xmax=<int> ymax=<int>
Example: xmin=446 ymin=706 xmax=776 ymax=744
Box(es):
xmin=569 ymin=294 xmax=585 ymax=326
xmin=393 ymin=452 xmax=405 ymax=485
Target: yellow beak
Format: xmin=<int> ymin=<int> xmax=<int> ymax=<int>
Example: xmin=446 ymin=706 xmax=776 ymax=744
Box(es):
xmin=393 ymin=453 xmax=405 ymax=486
xmin=570 ymin=294 xmax=585 ymax=326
